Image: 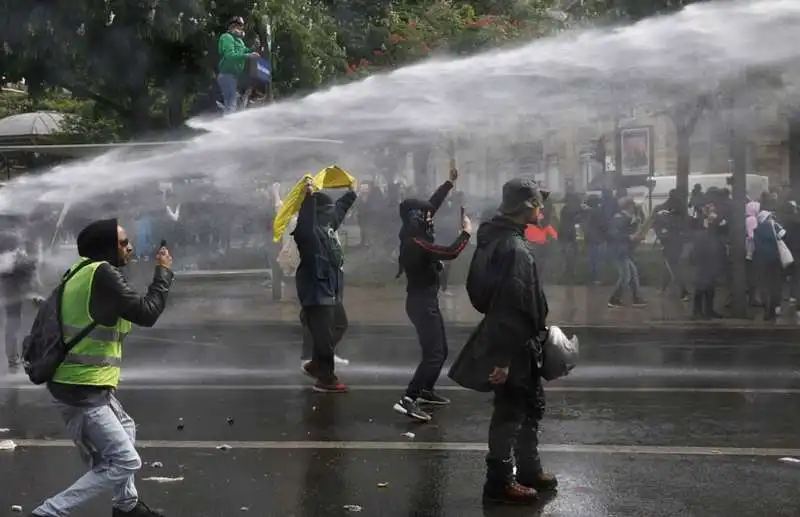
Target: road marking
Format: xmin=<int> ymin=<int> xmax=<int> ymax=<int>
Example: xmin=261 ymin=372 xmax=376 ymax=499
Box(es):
xmin=2 ymin=384 xmax=800 ymax=394
xmin=9 ymin=439 xmax=800 ymax=457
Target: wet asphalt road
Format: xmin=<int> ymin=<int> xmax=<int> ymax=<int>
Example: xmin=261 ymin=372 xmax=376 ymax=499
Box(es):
xmin=2 ymin=325 xmax=800 ymax=516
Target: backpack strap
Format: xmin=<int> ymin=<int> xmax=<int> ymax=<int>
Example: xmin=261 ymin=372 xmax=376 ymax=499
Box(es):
xmin=58 ymin=259 xmax=99 ymax=351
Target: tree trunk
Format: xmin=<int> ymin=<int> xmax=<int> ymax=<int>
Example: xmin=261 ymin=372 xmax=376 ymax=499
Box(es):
xmin=675 ymin=127 xmax=691 ymax=197
xmin=614 ymin=122 xmax=625 ymax=196
xmin=789 ymin=108 xmax=800 ymax=194
xmin=166 ymin=77 xmax=187 ymax=128
xmin=729 ymin=108 xmax=748 ymax=319
xmin=128 ymin=87 xmax=152 ymax=134
xmin=670 ymin=96 xmax=708 ymax=202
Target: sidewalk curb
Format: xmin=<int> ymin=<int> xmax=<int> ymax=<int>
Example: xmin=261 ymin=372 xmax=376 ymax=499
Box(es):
xmin=153 ymin=320 xmax=800 ymax=333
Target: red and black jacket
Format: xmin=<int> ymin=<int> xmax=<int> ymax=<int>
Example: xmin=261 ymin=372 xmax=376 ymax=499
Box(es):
xmin=397 ymin=181 xmax=470 ymax=293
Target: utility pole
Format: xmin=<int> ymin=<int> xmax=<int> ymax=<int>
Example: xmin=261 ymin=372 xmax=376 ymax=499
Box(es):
xmin=728 ymin=91 xmax=748 ymax=319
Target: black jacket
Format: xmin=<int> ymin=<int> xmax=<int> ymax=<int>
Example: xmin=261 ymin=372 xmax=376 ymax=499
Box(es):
xmin=449 ymin=217 xmax=548 ymax=390
xmin=48 ymin=218 xmax=174 ymax=406
xmin=397 ymin=180 xmax=470 ymax=293
xmin=293 ymin=190 xmax=357 ymax=307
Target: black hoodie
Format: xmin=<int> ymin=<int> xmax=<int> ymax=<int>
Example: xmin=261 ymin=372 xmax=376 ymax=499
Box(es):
xmin=293 ymin=190 xmax=357 ymax=306
xmin=49 ymin=218 xmax=174 ymax=407
xmin=397 ymin=181 xmax=470 ymax=293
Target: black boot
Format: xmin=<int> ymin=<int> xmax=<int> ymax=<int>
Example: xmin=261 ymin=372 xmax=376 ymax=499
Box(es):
xmin=483 ymin=458 xmax=538 ymax=505
xmin=112 ymin=501 xmax=166 ymax=517
xmin=692 ymin=291 xmax=706 ymax=320
xmin=705 ymin=289 xmax=723 ymax=318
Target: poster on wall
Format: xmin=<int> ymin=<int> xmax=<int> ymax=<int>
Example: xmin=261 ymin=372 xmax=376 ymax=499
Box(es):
xmin=620 ymin=127 xmax=654 ymax=177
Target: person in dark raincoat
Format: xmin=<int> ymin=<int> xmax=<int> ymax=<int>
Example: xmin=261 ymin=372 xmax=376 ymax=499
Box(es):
xmin=449 ymin=178 xmax=557 ymax=505
xmin=689 ymin=197 xmax=727 ymax=319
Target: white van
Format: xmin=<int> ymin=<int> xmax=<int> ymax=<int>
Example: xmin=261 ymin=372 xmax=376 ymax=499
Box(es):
xmin=588 ymin=173 xmax=769 ymax=215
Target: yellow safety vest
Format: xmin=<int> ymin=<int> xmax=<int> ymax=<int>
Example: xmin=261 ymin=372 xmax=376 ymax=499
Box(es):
xmin=51 ymin=259 xmax=132 ymax=388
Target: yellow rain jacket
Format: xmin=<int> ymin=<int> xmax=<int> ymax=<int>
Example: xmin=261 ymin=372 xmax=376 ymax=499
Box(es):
xmin=273 ymin=165 xmax=355 ymax=243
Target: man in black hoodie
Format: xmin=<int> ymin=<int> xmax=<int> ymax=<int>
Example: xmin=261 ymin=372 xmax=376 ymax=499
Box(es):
xmin=295 ymin=177 xmax=357 ymax=393
xmin=393 ymin=167 xmax=471 ymax=422
xmin=457 ymin=178 xmax=556 ymax=504
xmin=30 ymin=218 xmax=173 ymax=517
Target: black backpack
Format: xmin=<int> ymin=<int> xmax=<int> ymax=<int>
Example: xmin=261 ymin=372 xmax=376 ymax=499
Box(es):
xmin=22 ymin=259 xmax=98 ymax=385
xmin=466 ymin=238 xmax=505 ymax=314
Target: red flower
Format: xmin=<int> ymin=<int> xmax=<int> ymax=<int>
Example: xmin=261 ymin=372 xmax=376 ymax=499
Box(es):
xmin=389 ymin=33 xmax=404 ymax=44
xmin=408 ymin=21 xmax=416 ymax=28
xmin=373 ymin=49 xmax=384 ymax=57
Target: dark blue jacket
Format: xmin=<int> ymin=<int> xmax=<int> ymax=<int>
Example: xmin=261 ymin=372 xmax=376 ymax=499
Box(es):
xmin=293 ymin=190 xmax=357 ymax=307
xmin=607 ymin=211 xmax=637 ymax=259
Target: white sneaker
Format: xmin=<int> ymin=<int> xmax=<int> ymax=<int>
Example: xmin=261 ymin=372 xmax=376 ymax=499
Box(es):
xmin=304 ymin=356 xmax=349 ymax=366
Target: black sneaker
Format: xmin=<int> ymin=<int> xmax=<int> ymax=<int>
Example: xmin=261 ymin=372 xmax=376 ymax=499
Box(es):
xmin=418 ymin=390 xmax=451 ymax=405
xmin=607 ymin=299 xmax=623 ymax=308
xmin=7 ymin=356 xmax=20 ymax=369
xmin=112 ymin=501 xmax=166 ymax=517
xmin=393 ymin=396 xmax=431 ymax=422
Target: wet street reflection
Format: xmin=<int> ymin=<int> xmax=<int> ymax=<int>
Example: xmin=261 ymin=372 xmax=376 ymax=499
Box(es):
xmin=1 ymin=325 xmax=799 ymax=516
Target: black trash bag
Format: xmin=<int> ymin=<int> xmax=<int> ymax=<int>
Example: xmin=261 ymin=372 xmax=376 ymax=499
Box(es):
xmin=447 ymin=321 xmax=493 ymax=393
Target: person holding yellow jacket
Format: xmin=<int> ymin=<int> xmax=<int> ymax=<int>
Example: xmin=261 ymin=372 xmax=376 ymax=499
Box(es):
xmin=294 ymin=174 xmax=358 ymax=393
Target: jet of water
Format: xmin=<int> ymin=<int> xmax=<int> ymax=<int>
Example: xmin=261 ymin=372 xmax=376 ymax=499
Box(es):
xmin=0 ymin=0 xmax=798 ymax=218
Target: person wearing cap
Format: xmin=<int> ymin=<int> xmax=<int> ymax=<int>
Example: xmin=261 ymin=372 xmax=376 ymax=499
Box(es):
xmin=460 ymin=178 xmax=557 ymax=504
xmin=217 ymin=16 xmax=259 ymax=114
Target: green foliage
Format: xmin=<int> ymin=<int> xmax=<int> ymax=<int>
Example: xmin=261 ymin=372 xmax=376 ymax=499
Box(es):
xmin=0 ymin=0 xmax=560 ymax=141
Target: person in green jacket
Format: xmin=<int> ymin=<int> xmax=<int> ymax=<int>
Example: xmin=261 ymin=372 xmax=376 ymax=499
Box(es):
xmin=217 ymin=16 xmax=259 ymax=114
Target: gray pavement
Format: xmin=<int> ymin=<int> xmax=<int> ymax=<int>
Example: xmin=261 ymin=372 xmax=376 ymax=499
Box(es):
xmin=1 ymin=326 xmax=800 ymax=516
xmin=158 ymin=276 xmax=800 ymax=328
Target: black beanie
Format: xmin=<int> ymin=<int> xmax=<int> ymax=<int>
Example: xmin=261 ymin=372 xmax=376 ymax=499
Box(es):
xmin=77 ymin=218 xmax=119 ymax=266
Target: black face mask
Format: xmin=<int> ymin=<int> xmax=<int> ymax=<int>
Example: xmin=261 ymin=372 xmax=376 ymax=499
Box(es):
xmin=407 ymin=208 xmax=434 ymax=239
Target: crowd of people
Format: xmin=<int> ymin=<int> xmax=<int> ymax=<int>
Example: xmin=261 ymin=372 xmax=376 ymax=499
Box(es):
xmin=7 ymin=168 xmax=564 ymax=514
xmin=2 ymin=164 xmax=799 ymax=515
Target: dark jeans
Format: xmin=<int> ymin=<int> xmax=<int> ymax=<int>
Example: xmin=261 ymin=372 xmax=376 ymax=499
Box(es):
xmin=300 ymin=310 xmax=314 ymax=360
xmin=661 ymin=245 xmax=687 ymax=295
xmin=586 ymin=241 xmax=605 ymax=282
xmin=4 ymin=300 xmax=22 ymax=363
xmin=405 ymin=292 xmax=448 ymax=398
xmin=692 ymin=287 xmax=716 ymax=317
xmin=439 ymin=264 xmax=451 ymax=292
xmin=303 ymin=304 xmax=349 ymax=381
xmin=757 ymin=260 xmax=784 ymax=319
xmin=487 ymin=379 xmax=545 ymax=479
xmin=560 ymin=241 xmax=577 ymax=283
xmin=610 ymin=257 xmax=642 ymax=303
